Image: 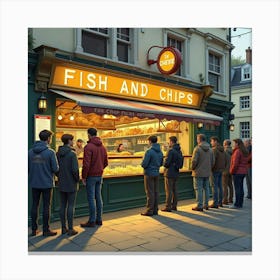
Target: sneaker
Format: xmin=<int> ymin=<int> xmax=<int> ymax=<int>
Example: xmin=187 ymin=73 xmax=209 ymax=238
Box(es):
xmin=153 ymin=211 xmax=158 ymax=215
xmin=61 ymin=227 xmax=68 ymax=234
xmin=43 ymin=230 xmax=57 ymax=237
xmin=95 ymin=220 xmax=103 ymax=226
xmin=161 ymin=208 xmax=172 ymax=212
xmin=192 ymin=206 xmax=203 ymax=212
xmin=67 ymin=229 xmax=78 ymax=236
xmin=80 ymin=221 xmax=95 ymax=227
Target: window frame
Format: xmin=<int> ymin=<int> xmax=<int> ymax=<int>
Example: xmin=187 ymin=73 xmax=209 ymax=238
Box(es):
xmin=240 ymin=95 xmax=250 ymax=111
xmin=241 ymin=65 xmax=252 ymax=81
xmin=240 ymin=121 xmax=251 ymax=139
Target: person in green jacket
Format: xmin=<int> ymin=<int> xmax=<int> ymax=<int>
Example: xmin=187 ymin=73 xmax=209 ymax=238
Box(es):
xmin=56 ymin=134 xmax=79 ymax=236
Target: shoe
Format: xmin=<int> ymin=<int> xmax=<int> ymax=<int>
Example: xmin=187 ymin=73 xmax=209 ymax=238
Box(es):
xmin=222 ymin=201 xmax=229 ymax=205
xmin=203 ymin=206 xmax=209 ymax=210
xmin=228 ymin=200 xmax=233 ymax=204
xmin=67 ymin=229 xmax=78 ymax=236
xmin=31 ymin=230 xmax=39 ymax=236
xmin=246 ymin=196 xmax=252 ymax=199
xmin=171 ymin=207 xmax=177 ymax=211
xmin=219 ymin=204 xmax=223 ymax=207
xmin=95 ymin=220 xmax=103 ymax=226
xmin=153 ymin=211 xmax=158 ymax=215
xmin=192 ymin=206 xmax=203 ymax=212
xmin=161 ymin=208 xmax=172 ymax=212
xmin=43 ymin=230 xmax=57 ymax=237
xmin=229 ymin=205 xmax=239 ymax=209
xmin=140 ymin=212 xmax=153 ymax=216
xmin=80 ymin=221 xmax=95 ymax=227
xmin=209 ymin=204 xmax=219 ymax=208
xmin=61 ymin=227 xmax=68 ymax=234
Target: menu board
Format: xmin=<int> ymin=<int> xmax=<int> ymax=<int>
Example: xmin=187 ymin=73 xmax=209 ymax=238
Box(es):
xmin=34 ymin=115 xmax=51 ymax=141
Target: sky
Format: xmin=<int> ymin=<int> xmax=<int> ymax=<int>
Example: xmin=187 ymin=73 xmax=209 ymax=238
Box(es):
xmin=230 ymin=27 xmax=252 ymax=60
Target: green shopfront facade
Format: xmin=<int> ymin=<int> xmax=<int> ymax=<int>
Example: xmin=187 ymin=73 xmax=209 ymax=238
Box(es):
xmin=28 ymin=46 xmax=233 ymax=224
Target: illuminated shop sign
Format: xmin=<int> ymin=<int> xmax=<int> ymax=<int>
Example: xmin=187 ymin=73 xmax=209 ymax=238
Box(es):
xmin=50 ymin=65 xmax=202 ymax=108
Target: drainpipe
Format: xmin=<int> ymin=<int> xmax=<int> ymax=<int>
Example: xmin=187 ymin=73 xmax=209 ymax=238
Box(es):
xmin=229 ymin=28 xmax=232 ymax=103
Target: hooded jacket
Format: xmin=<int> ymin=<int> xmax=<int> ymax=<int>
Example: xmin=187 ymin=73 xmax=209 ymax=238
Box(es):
xmin=56 ymin=145 xmax=79 ymax=192
xmin=163 ymin=143 xmax=183 ymax=178
xmin=191 ymin=141 xmax=214 ymax=177
xmin=28 ymin=141 xmax=59 ymax=189
xmin=212 ymin=144 xmax=226 ymax=172
xmin=223 ymin=146 xmax=232 ymax=174
xmin=230 ymin=147 xmax=248 ymax=175
xmin=141 ymin=143 xmax=163 ymax=176
xmin=82 ymin=136 xmax=108 ymax=178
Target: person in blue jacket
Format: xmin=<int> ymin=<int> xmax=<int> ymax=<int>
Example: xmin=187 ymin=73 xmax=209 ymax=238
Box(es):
xmin=28 ymin=130 xmax=59 ymax=237
xmin=141 ymin=135 xmax=163 ymax=216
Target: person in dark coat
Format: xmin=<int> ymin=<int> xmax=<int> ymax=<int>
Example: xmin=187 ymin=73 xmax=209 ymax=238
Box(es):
xmin=141 ymin=135 xmax=163 ymax=216
xmin=161 ymin=136 xmax=183 ymax=212
xmin=56 ymin=134 xmax=79 ymax=236
xmin=28 ymin=129 xmax=59 ymax=236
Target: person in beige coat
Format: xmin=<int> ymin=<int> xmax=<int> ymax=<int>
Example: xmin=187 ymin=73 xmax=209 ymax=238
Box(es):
xmin=191 ymin=134 xmax=215 ymax=211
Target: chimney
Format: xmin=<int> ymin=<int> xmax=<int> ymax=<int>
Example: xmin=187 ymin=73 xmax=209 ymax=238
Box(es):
xmin=246 ymin=47 xmax=252 ymax=64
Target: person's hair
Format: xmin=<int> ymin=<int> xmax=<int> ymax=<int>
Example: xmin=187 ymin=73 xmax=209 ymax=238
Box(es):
xmin=169 ymin=136 xmax=177 ymax=144
xmin=197 ymin=134 xmax=206 ymax=142
xmin=117 ymin=143 xmax=123 ymax=152
xmin=210 ymin=136 xmax=219 ymax=142
xmin=61 ymin=134 xmax=74 ymax=145
xmin=233 ymin=138 xmax=249 ymax=156
xmin=39 ymin=129 xmax=53 ymax=141
xmin=88 ymin=127 xmax=97 ymax=136
xmin=223 ymin=139 xmax=231 ymax=146
xmin=148 ymin=135 xmax=158 ymax=143
xmin=77 ymin=139 xmax=84 ymax=143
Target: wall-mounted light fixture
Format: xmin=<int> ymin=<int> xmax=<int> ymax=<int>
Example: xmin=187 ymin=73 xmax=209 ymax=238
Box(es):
xmin=38 ymin=93 xmax=47 ymax=113
xmin=229 ymin=122 xmax=235 ymax=131
xmin=69 ymin=115 xmax=75 ymax=121
xmin=197 ymin=122 xmax=204 ymax=129
xmin=57 ymin=114 xmax=63 ymax=120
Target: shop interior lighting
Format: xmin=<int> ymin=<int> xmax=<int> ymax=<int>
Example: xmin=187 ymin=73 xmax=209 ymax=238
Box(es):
xmin=38 ymin=93 xmax=47 ymax=113
xmin=57 ymin=114 xmax=63 ymax=120
xmin=102 ymin=114 xmax=117 ymax=120
xmin=69 ymin=115 xmax=75 ymax=121
xmin=197 ymin=122 xmax=204 ymax=129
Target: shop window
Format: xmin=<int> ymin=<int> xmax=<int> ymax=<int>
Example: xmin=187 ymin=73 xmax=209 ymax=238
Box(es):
xmin=82 ymin=28 xmax=109 ymax=57
xmin=208 ymin=52 xmax=221 ymax=92
xmin=240 ymin=121 xmax=250 ymax=139
xmin=167 ymin=36 xmax=183 ymax=76
xmin=240 ymin=96 xmax=250 ymax=110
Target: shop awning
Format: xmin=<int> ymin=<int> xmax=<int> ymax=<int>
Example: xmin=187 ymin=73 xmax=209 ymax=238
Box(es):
xmin=50 ymin=89 xmax=223 ymax=125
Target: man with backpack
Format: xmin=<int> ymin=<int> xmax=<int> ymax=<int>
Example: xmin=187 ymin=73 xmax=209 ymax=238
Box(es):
xmin=161 ymin=136 xmax=183 ymax=212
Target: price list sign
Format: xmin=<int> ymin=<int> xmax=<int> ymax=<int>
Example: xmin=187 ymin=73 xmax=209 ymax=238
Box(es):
xmin=34 ymin=115 xmax=51 ymax=141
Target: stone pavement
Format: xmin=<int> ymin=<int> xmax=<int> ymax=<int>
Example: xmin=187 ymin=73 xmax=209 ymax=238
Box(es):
xmin=28 ymin=197 xmax=252 ymax=254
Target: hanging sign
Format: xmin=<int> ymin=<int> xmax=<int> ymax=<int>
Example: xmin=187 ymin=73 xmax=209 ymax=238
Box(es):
xmin=157 ymin=47 xmax=182 ymax=75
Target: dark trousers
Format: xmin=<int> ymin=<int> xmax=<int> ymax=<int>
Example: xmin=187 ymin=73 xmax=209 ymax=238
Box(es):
xmin=144 ymin=175 xmax=159 ymax=214
xmin=164 ymin=177 xmax=178 ymax=209
xmin=222 ymin=172 xmax=233 ymax=203
xmin=233 ymin=174 xmax=245 ymax=207
xmin=31 ymin=188 xmax=52 ymax=232
xmin=59 ymin=191 xmax=77 ymax=230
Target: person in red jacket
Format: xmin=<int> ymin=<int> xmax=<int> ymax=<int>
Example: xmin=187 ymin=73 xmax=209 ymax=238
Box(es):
xmin=230 ymin=139 xmax=249 ymax=209
xmin=80 ymin=128 xmax=108 ymax=227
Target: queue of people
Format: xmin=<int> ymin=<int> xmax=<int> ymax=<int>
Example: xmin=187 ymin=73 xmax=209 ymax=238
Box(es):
xmin=28 ymin=129 xmax=252 ymax=236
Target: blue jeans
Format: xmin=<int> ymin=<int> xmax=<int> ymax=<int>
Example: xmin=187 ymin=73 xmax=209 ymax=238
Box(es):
xmin=233 ymin=174 xmax=245 ymax=207
xmin=193 ymin=177 xmax=210 ymax=208
xmin=212 ymin=171 xmax=223 ymax=206
xmin=86 ymin=176 xmax=103 ymax=222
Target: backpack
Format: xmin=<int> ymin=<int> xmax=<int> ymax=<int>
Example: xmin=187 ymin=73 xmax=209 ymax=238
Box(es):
xmin=174 ymin=150 xmax=184 ymax=170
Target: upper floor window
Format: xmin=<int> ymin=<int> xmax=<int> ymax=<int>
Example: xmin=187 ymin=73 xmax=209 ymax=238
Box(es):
xmin=240 ymin=96 xmax=250 ymax=110
xmin=77 ymin=28 xmax=136 ymax=64
xmin=240 ymin=121 xmax=250 ymax=139
xmin=117 ymin=28 xmax=130 ymax=63
xmin=82 ymin=28 xmax=109 ymax=57
xmin=167 ymin=36 xmax=183 ymax=76
xmin=241 ymin=65 xmax=252 ymax=81
xmin=208 ymin=53 xmax=222 ymax=92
